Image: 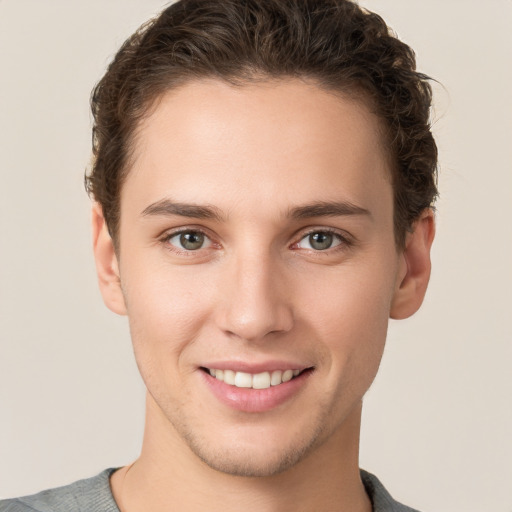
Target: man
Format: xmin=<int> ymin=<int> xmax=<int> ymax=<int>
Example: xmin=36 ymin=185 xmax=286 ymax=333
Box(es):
xmin=0 ymin=0 xmax=437 ymax=511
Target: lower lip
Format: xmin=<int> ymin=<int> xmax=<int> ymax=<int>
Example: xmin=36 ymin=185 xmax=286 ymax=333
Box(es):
xmin=201 ymin=370 xmax=312 ymax=413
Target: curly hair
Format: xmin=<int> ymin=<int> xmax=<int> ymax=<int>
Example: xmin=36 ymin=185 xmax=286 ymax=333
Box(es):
xmin=86 ymin=0 xmax=438 ymax=248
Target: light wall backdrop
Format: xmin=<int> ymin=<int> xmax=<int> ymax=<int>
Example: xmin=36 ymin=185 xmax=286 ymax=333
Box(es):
xmin=1 ymin=1 xmax=511 ymax=511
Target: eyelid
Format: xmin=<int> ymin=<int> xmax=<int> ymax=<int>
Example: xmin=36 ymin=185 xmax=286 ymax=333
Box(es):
xmin=292 ymin=227 xmax=354 ymax=251
xmin=160 ymin=226 xmax=218 ymax=254
xmin=158 ymin=225 xmax=353 ymax=255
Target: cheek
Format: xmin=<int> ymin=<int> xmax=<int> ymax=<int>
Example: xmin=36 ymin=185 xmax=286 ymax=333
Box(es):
xmin=308 ymin=288 xmax=389 ymax=369
xmin=298 ymin=260 xmax=396 ymax=384
xmin=119 ymin=258 xmax=214 ymax=374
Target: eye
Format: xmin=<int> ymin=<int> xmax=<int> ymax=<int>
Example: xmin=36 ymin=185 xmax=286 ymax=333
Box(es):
xmin=166 ymin=230 xmax=212 ymax=251
xmin=296 ymin=231 xmax=343 ymax=251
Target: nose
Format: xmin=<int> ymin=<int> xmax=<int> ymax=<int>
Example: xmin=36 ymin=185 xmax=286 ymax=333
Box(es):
xmin=214 ymin=250 xmax=294 ymax=342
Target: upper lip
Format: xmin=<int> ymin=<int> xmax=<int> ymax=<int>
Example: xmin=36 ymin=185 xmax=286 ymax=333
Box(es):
xmin=201 ymin=360 xmax=313 ymax=373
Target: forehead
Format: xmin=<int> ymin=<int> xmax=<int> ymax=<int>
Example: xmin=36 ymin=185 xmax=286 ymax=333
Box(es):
xmin=122 ymin=78 xmax=393 ymax=224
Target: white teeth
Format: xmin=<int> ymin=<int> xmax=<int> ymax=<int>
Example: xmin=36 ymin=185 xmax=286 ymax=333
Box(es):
xmin=223 ymin=369 xmax=236 ymax=385
xmin=252 ymin=372 xmax=271 ymax=389
xmin=208 ymin=368 xmax=303 ymax=389
xmin=282 ymin=369 xmax=294 ymax=382
xmin=270 ymin=370 xmax=282 ymax=386
xmin=234 ymin=371 xmax=253 ymax=388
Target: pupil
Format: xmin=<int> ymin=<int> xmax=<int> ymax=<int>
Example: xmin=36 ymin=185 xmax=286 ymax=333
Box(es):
xmin=310 ymin=232 xmax=332 ymax=250
xmin=180 ymin=232 xmax=204 ymax=250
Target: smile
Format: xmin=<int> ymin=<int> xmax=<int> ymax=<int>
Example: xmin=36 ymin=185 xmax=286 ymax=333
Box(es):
xmin=201 ymin=365 xmax=314 ymax=412
xmin=206 ymin=368 xmax=302 ymax=389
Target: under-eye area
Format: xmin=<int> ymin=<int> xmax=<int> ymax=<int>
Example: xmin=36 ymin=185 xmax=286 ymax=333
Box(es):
xmin=200 ymin=367 xmax=315 ymax=390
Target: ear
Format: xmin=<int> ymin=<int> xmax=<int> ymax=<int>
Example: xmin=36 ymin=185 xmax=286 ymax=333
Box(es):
xmin=390 ymin=209 xmax=435 ymax=320
xmin=91 ymin=204 xmax=127 ymax=316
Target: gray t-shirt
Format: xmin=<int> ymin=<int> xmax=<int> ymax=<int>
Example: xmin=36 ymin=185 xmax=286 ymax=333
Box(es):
xmin=0 ymin=468 xmax=421 ymax=511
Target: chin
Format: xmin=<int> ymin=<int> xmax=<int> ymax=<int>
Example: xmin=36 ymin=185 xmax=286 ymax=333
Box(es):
xmin=192 ymin=441 xmax=316 ymax=478
xmin=178 ymin=418 xmax=328 ymax=478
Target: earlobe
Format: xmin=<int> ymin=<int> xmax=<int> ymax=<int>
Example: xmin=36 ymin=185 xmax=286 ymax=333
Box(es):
xmin=91 ymin=204 xmax=127 ymax=316
xmin=390 ymin=209 xmax=435 ymax=320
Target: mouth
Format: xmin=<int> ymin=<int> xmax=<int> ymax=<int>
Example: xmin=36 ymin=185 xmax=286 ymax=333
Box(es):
xmin=200 ymin=367 xmax=312 ymax=390
xmin=199 ymin=361 xmax=315 ymax=412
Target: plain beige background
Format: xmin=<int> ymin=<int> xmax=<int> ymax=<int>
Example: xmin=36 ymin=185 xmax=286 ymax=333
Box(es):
xmin=1 ymin=1 xmax=511 ymax=510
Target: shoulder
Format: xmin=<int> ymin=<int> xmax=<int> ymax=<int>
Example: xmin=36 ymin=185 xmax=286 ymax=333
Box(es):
xmin=361 ymin=470 xmax=422 ymax=512
xmin=0 ymin=469 xmax=119 ymax=512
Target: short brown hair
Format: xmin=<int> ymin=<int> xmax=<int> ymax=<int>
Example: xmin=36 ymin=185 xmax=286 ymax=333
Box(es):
xmin=85 ymin=0 xmax=438 ymax=248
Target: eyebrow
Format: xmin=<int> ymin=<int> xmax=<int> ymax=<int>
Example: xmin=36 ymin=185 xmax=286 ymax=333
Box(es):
xmin=288 ymin=201 xmax=371 ymax=220
xmin=141 ymin=198 xmax=371 ymax=222
xmin=141 ymin=199 xmax=224 ymax=221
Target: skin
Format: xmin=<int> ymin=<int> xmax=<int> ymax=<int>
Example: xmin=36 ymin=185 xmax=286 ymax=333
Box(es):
xmin=93 ymin=79 xmax=435 ymax=512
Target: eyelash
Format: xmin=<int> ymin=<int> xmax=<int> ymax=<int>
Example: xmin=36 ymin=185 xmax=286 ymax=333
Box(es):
xmin=160 ymin=228 xmax=216 ymax=256
xmin=159 ymin=227 xmax=353 ymax=255
xmin=292 ymin=228 xmax=353 ymax=253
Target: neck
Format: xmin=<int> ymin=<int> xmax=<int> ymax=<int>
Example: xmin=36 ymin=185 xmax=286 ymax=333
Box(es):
xmin=111 ymin=395 xmax=371 ymax=512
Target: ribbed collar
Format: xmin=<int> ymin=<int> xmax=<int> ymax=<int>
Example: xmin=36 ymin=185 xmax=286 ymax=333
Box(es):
xmin=8 ymin=468 xmax=420 ymax=512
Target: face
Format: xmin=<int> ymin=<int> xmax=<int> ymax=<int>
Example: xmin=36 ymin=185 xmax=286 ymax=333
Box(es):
xmin=95 ymin=79 xmax=428 ymax=477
